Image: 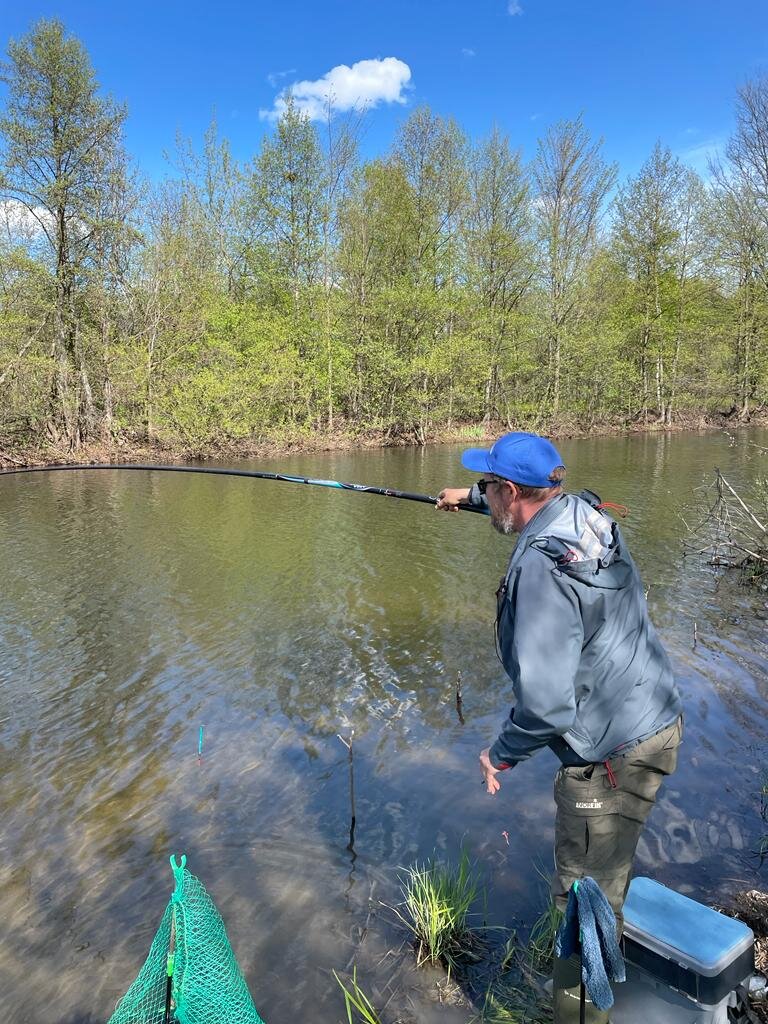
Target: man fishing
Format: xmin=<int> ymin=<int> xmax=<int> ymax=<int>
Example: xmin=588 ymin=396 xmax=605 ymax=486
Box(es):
xmin=437 ymin=431 xmax=682 ymax=1024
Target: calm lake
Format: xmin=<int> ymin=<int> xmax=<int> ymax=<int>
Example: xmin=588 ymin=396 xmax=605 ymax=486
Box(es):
xmin=1 ymin=429 xmax=767 ymax=1023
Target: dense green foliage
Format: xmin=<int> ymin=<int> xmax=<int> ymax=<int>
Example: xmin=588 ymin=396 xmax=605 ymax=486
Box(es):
xmin=1 ymin=19 xmax=766 ymax=453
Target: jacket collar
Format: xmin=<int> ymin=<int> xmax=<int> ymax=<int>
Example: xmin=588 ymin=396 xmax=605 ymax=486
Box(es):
xmin=505 ymin=493 xmax=569 ymax=574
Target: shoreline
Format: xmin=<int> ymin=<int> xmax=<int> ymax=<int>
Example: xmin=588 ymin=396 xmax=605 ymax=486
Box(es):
xmin=1 ymin=409 xmax=766 ymax=469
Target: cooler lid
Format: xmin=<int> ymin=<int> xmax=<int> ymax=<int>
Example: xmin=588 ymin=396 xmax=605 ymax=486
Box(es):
xmin=624 ymin=877 xmax=754 ymax=976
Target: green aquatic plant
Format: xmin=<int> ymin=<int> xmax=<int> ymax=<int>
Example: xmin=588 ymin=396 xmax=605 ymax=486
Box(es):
xmin=473 ymin=979 xmax=551 ymax=1024
xmin=397 ymin=849 xmax=480 ymax=968
xmin=333 ymin=967 xmax=384 ymax=1024
xmin=526 ymin=902 xmax=563 ymax=973
xmin=499 ymin=932 xmax=518 ymax=973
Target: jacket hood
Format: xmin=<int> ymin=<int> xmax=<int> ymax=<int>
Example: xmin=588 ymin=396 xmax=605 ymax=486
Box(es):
xmin=526 ymin=493 xmax=634 ymax=589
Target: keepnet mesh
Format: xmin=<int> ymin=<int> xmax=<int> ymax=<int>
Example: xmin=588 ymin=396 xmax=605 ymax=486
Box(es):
xmin=107 ymin=855 xmax=265 ymax=1024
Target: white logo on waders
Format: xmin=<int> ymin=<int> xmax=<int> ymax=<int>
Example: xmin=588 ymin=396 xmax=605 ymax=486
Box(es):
xmin=576 ymin=800 xmax=603 ymax=809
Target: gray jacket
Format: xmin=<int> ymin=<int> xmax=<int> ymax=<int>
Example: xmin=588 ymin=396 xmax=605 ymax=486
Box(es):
xmin=471 ymin=489 xmax=682 ymax=769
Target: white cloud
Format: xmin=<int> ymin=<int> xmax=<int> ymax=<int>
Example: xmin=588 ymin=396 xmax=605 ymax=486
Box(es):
xmin=678 ymin=137 xmax=726 ymax=179
xmin=266 ymin=68 xmax=296 ymax=89
xmin=0 ymin=198 xmax=53 ymax=240
xmin=462 ymin=47 xmax=476 ymax=58
xmin=260 ymin=57 xmax=412 ymax=122
xmin=508 ymin=1 xmax=523 ymax=14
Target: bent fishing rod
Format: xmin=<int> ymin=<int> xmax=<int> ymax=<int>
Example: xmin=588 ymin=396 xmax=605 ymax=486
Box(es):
xmin=0 ymin=463 xmax=489 ymax=514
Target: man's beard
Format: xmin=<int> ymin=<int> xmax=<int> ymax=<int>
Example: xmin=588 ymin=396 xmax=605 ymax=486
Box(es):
xmin=491 ymin=508 xmax=517 ymax=536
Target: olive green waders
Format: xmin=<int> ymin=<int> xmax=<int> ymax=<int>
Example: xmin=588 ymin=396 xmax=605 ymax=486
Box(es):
xmin=550 ymin=716 xmax=683 ymax=1023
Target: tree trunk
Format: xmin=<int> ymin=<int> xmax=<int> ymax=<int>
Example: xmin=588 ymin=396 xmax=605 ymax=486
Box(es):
xmin=51 ymin=278 xmax=80 ymax=449
xmin=75 ymin=317 xmax=96 ymax=439
xmin=146 ymin=324 xmax=157 ymax=440
xmin=640 ymin=321 xmax=651 ymax=423
xmin=740 ymin=277 xmax=753 ymax=421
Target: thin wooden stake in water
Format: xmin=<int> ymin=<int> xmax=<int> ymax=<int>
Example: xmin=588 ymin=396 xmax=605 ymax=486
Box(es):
xmin=337 ymin=731 xmax=356 ymax=854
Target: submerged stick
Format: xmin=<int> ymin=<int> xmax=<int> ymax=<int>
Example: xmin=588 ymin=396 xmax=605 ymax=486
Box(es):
xmin=337 ymin=732 xmax=356 ymax=855
xmin=455 ymin=670 xmax=465 ymax=725
xmin=716 ymin=469 xmax=767 ymax=534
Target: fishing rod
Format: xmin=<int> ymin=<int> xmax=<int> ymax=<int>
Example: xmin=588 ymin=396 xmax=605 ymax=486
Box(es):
xmin=0 ymin=463 xmax=489 ymax=514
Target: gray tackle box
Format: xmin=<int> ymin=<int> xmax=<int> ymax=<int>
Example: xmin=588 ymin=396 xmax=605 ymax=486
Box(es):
xmin=611 ymin=877 xmax=754 ymax=1022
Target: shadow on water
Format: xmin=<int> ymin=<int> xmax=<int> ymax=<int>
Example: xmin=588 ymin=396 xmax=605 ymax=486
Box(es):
xmin=1 ymin=429 xmax=767 ymax=1021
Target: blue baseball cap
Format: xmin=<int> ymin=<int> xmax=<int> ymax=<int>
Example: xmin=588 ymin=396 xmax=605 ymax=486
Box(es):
xmin=461 ymin=432 xmax=564 ymax=487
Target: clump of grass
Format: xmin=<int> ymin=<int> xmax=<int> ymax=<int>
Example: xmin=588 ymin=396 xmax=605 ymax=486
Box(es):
xmin=460 ymin=424 xmax=488 ymax=440
xmin=396 ymin=849 xmax=480 ymax=968
xmin=333 ymin=967 xmax=383 ymax=1024
xmin=473 ymin=979 xmax=551 ymax=1024
xmin=526 ymin=902 xmax=563 ymax=973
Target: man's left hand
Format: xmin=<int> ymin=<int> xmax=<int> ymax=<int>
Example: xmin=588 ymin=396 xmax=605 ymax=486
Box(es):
xmin=480 ymin=747 xmax=502 ymax=795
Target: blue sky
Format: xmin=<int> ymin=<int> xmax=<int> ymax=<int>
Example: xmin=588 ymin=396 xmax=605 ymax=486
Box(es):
xmin=1 ymin=1 xmax=766 ymax=183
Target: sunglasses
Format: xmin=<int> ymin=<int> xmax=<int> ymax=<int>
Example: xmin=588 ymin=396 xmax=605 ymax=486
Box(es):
xmin=477 ymin=477 xmax=504 ymax=495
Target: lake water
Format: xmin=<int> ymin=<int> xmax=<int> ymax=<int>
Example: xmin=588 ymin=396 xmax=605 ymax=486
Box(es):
xmin=1 ymin=429 xmax=767 ymax=1023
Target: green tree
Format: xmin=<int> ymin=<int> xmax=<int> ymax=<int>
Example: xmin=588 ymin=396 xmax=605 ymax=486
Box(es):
xmin=532 ymin=116 xmax=616 ymax=417
xmin=464 ymin=128 xmax=534 ymax=423
xmin=131 ymin=188 xmax=198 ymax=440
xmin=337 ymin=159 xmax=415 ymax=427
xmin=250 ymin=95 xmax=326 ymax=299
xmin=706 ymin=176 xmax=768 ymax=418
xmin=612 ymin=143 xmax=705 ymax=422
xmin=247 ymin=97 xmax=328 ymax=426
xmin=0 ymin=239 xmax=51 ymax=441
xmin=707 ymin=74 xmax=768 ymax=418
xmin=390 ymin=107 xmax=469 ymax=439
xmin=317 ymin=103 xmax=359 ymax=430
xmin=170 ymin=116 xmax=251 ymax=297
xmin=0 ymin=18 xmax=129 ymax=447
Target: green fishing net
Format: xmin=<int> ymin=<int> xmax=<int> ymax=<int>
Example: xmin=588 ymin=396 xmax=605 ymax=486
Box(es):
xmin=107 ymin=855 xmax=265 ymax=1024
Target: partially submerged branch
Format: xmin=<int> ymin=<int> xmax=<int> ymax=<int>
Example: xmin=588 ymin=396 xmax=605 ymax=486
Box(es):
xmin=683 ymin=469 xmax=768 ymax=583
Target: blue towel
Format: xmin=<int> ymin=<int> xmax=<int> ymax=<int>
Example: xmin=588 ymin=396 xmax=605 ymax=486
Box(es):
xmin=555 ymin=877 xmax=626 ymax=1011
